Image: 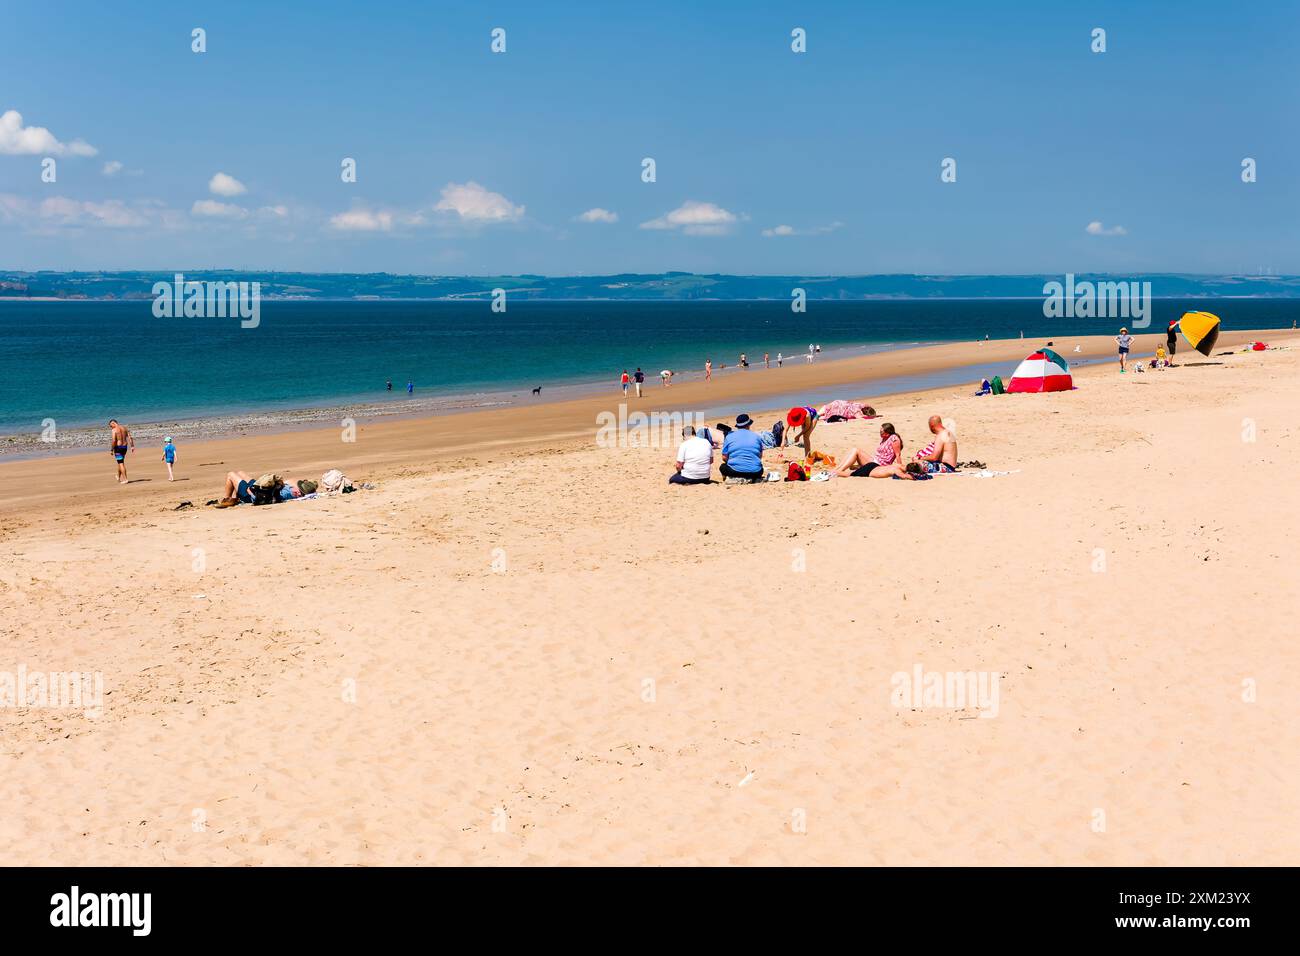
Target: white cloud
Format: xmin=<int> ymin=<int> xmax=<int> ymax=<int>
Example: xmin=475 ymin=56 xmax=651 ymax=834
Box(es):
xmin=640 ymin=200 xmax=739 ymax=235
xmin=191 ymin=199 xmax=249 ymax=219
xmin=259 ymin=205 xmax=289 ymax=218
xmin=434 ymin=181 xmax=524 ymax=222
xmin=0 ymin=110 xmax=97 ymax=157
xmin=1085 ymin=220 xmax=1127 ymax=237
xmin=576 ymin=207 xmax=618 ymax=224
xmin=761 ymin=220 xmax=844 ymax=238
xmin=102 ymin=160 xmax=124 ymax=177
xmin=208 ymin=172 xmax=247 ymax=197
xmin=330 ymin=207 xmax=395 ymax=232
xmin=0 ymin=193 xmax=149 ymax=228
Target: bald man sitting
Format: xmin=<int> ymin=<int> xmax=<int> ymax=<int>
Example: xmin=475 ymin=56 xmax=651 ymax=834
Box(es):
xmin=913 ymin=416 xmax=958 ymax=473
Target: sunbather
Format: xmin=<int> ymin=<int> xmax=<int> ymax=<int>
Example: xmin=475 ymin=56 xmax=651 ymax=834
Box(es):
xmin=913 ymin=415 xmax=958 ymax=473
xmin=832 ymin=423 xmax=912 ymax=478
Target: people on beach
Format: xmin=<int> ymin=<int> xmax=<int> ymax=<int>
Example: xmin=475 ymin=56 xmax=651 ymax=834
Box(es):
xmin=834 ymin=429 xmax=923 ymax=478
xmin=669 ymin=425 xmax=713 ymax=485
xmin=763 ymin=352 xmax=770 ymax=369
xmin=660 ymin=369 xmax=673 ymax=387
xmin=719 ymin=413 xmax=765 ymax=480
xmin=621 ymin=369 xmax=630 ymax=395
xmin=1166 ymin=320 xmax=1178 ymax=363
xmin=162 ymin=435 xmax=177 ymax=481
xmin=786 ymin=405 xmax=819 ymax=460
xmin=705 ymin=359 xmax=712 ymax=382
xmin=386 ymin=380 xmax=392 ymax=392
xmin=832 ymin=422 xmax=904 ymax=478
xmin=913 ymin=416 xmax=958 ymax=473
xmin=1116 ymin=327 xmax=1133 ymax=372
xmin=407 ymin=380 xmax=414 ymax=395
xmin=108 ymin=419 xmax=135 ymax=484
xmin=777 ymin=352 xmax=783 ymax=367
xmin=634 ymin=368 xmax=645 ymax=397
xmin=740 ymin=353 xmax=749 ymax=368
xmin=221 ymin=471 xmax=313 ymax=505
xmin=1155 ymin=344 xmax=1168 ymax=368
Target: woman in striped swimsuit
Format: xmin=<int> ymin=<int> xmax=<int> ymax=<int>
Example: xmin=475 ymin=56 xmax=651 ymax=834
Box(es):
xmin=832 ymin=423 xmax=921 ymax=478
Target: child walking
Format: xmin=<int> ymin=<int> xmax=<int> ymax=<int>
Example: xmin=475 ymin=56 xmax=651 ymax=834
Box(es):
xmin=163 ymin=435 xmax=177 ymax=481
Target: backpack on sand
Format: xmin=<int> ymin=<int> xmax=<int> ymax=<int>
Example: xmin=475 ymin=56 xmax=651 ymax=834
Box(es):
xmin=250 ymin=473 xmax=284 ymax=506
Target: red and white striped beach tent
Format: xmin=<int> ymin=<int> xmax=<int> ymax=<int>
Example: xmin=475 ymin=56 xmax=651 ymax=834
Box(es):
xmin=1007 ymin=348 xmax=1072 ymax=393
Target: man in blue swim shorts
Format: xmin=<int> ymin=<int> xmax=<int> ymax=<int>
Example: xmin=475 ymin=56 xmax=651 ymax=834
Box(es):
xmin=108 ymin=419 xmax=135 ymax=484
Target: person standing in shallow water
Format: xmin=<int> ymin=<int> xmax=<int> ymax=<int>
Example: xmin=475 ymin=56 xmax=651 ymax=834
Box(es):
xmin=386 ymin=380 xmax=392 ymax=391
xmin=407 ymin=380 xmax=414 ymax=395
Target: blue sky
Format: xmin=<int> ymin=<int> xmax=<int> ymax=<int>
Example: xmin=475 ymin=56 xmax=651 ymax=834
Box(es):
xmin=1 ymin=1 xmax=1296 ymax=275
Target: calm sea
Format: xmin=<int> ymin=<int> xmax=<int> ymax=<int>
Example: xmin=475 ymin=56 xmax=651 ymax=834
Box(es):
xmin=1 ymin=298 xmax=1295 ymax=433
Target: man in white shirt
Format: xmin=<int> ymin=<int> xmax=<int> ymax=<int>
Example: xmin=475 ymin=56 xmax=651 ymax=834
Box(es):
xmin=669 ymin=426 xmax=714 ymax=485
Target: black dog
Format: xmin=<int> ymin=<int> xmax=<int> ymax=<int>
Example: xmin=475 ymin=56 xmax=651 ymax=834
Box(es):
xmin=532 ymin=386 xmax=542 ymax=396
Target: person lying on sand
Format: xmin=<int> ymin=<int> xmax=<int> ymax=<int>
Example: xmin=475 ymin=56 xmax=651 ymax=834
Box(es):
xmin=222 ymin=471 xmax=312 ymax=504
xmin=913 ymin=415 xmax=958 ymax=473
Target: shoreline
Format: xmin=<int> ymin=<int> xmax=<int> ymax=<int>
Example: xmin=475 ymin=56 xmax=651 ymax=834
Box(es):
xmin=2 ymin=327 xmax=1293 ymax=517
xmin=0 ymin=338 xmax=939 ymax=459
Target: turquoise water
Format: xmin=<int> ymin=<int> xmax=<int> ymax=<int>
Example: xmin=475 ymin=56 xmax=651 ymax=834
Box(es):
xmin=0 ymin=298 xmax=1294 ymax=433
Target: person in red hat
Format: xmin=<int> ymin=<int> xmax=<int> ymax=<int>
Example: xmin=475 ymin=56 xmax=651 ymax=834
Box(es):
xmin=785 ymin=405 xmax=819 ymax=460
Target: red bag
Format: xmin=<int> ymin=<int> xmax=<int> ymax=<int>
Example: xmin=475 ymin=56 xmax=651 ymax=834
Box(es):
xmin=785 ymin=462 xmax=808 ymax=481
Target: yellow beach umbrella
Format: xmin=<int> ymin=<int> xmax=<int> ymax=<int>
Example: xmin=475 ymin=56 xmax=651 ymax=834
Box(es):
xmin=1179 ymin=311 xmax=1221 ymax=356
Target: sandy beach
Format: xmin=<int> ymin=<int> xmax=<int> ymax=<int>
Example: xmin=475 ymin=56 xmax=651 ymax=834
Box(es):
xmin=2 ymin=328 xmax=1297 ymax=865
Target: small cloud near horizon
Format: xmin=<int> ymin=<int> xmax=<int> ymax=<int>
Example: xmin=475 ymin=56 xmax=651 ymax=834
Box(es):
xmin=1085 ymin=220 xmax=1127 ymax=237
xmin=192 ymin=199 xmax=249 ymax=220
xmin=576 ymin=207 xmax=618 ymax=224
xmin=434 ymin=181 xmax=525 ymax=223
xmin=761 ymin=221 xmax=844 ymax=238
xmin=640 ymin=200 xmax=739 ymax=236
